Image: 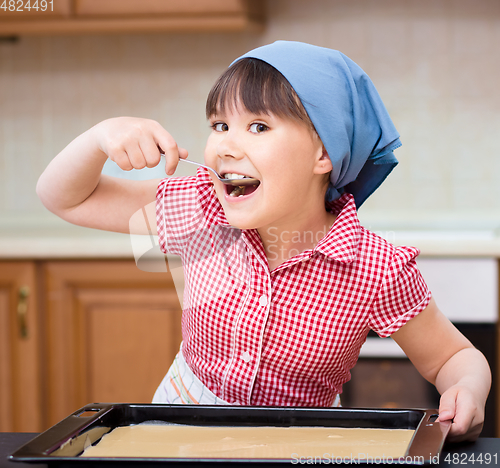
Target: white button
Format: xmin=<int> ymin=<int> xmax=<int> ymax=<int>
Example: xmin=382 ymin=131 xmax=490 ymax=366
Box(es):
xmin=258 ymin=295 xmax=268 ymax=307
xmin=241 ymin=351 xmax=251 ymax=363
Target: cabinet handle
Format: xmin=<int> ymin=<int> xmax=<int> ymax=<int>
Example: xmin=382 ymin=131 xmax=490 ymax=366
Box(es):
xmin=17 ymin=286 xmax=30 ymax=339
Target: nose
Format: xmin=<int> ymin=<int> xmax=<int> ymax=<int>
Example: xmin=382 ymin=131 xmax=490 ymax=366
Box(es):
xmin=216 ymin=130 xmax=245 ymax=160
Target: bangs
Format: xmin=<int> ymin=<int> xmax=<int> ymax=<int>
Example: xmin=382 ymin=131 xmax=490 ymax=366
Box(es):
xmin=206 ymin=58 xmax=313 ymax=127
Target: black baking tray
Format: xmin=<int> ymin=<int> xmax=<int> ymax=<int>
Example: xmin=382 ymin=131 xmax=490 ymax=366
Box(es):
xmin=8 ymin=403 xmax=450 ymax=466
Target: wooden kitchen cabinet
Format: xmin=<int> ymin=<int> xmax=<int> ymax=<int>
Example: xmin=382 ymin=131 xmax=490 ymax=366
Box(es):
xmin=0 ymin=0 xmax=265 ymax=36
xmin=42 ymin=260 xmax=183 ymax=428
xmin=0 ymin=259 xmax=182 ymax=431
xmin=0 ymin=262 xmax=42 ymax=432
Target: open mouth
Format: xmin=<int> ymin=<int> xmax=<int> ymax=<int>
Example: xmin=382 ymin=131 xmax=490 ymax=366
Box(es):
xmin=223 ymin=173 xmax=261 ymax=198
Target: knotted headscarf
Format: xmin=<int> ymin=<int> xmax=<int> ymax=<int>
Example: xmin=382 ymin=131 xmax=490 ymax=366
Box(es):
xmin=233 ymin=41 xmax=401 ymax=208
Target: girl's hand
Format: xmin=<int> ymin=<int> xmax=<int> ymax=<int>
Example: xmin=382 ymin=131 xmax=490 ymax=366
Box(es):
xmin=391 ymin=300 xmax=490 ymax=444
xmin=438 ymin=384 xmax=485 ymax=443
xmin=92 ymin=117 xmax=188 ymax=175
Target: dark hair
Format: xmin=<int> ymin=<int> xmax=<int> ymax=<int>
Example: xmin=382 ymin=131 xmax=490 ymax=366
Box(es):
xmin=206 ymin=58 xmax=314 ymax=130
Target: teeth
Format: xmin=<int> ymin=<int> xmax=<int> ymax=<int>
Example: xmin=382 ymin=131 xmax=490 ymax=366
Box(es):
xmin=224 ymin=173 xmax=249 ymax=180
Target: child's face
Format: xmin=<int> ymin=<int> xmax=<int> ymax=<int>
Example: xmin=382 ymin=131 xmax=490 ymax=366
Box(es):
xmin=204 ymin=104 xmax=328 ymax=231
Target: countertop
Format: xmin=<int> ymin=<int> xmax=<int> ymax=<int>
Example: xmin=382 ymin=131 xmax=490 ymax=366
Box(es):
xmin=2 ymin=433 xmax=500 ymax=467
xmin=2 ymin=213 xmax=500 ymax=258
xmin=2 ymin=231 xmax=500 ymax=259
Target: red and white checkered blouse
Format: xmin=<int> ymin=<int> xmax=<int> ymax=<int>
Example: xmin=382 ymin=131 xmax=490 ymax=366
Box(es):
xmin=156 ymin=169 xmax=431 ymax=407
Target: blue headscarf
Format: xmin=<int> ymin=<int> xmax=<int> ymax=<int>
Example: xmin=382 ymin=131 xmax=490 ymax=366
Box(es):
xmin=233 ymin=41 xmax=401 ymax=208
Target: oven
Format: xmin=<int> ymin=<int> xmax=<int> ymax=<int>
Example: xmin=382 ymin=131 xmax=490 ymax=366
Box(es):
xmin=342 ymin=257 xmax=498 ymax=437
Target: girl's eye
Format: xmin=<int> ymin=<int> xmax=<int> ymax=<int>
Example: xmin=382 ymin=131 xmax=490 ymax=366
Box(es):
xmin=212 ymin=122 xmax=228 ymax=132
xmin=249 ymin=123 xmax=269 ymax=134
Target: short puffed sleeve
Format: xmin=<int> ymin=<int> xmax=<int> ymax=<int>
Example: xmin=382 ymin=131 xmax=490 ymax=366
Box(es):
xmin=368 ymin=246 xmax=431 ymax=338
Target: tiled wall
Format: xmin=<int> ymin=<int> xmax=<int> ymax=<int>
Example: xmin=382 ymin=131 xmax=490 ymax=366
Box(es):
xmin=1 ymin=0 xmax=499 ymax=230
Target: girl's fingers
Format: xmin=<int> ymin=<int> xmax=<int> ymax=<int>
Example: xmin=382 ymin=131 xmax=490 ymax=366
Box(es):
xmin=178 ymin=147 xmax=189 ymax=160
xmin=437 ymin=390 xmax=457 ymax=423
xmin=95 ymin=117 xmax=184 ymax=173
xmin=159 ymin=146 xmax=188 ymax=175
xmin=150 ymin=122 xmax=181 ymax=175
xmin=439 ymin=387 xmax=484 ymax=442
xmin=125 ymin=144 xmax=149 ymax=170
xmin=109 ymin=149 xmax=134 ymax=171
xmin=156 ymin=139 xmax=182 ymax=175
xmin=139 ymin=137 xmax=163 ymax=169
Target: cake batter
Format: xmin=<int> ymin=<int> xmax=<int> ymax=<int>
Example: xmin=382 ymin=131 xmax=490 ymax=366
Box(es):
xmin=81 ymin=424 xmax=415 ymax=460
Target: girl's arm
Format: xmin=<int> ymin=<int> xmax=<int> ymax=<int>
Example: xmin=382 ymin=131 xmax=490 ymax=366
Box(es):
xmin=391 ymin=297 xmax=491 ymax=442
xmin=36 ymin=117 xmax=187 ymax=234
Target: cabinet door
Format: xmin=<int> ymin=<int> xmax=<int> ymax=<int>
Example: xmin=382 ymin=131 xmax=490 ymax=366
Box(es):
xmin=0 ymin=262 xmax=42 ymax=432
xmin=74 ymin=0 xmax=254 ymax=16
xmin=0 ymin=0 xmax=263 ymax=35
xmin=43 ymin=260 xmax=182 ymax=427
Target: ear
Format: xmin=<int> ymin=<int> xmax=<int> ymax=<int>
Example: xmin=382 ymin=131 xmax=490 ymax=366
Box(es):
xmin=313 ymin=147 xmax=333 ymax=175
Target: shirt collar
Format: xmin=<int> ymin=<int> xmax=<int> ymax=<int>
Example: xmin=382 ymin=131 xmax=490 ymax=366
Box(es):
xmin=197 ymin=169 xmax=361 ymax=264
xmin=313 ymin=193 xmax=361 ymax=264
xmin=196 ymin=168 xmax=232 ymax=227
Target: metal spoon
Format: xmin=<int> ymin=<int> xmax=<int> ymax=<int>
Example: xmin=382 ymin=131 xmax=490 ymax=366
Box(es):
xmin=174 ymin=157 xmax=260 ymax=187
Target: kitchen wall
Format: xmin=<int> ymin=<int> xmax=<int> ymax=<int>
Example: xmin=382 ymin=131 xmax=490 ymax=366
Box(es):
xmin=1 ymin=0 xmax=500 ymax=235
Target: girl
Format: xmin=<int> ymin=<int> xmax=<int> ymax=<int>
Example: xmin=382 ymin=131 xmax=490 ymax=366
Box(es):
xmin=37 ymin=41 xmax=490 ymax=442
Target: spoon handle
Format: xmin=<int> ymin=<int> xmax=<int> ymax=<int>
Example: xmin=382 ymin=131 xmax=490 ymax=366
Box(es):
xmin=161 ymin=155 xmax=222 ymax=179
xmin=178 ymin=158 xmax=219 ymax=177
